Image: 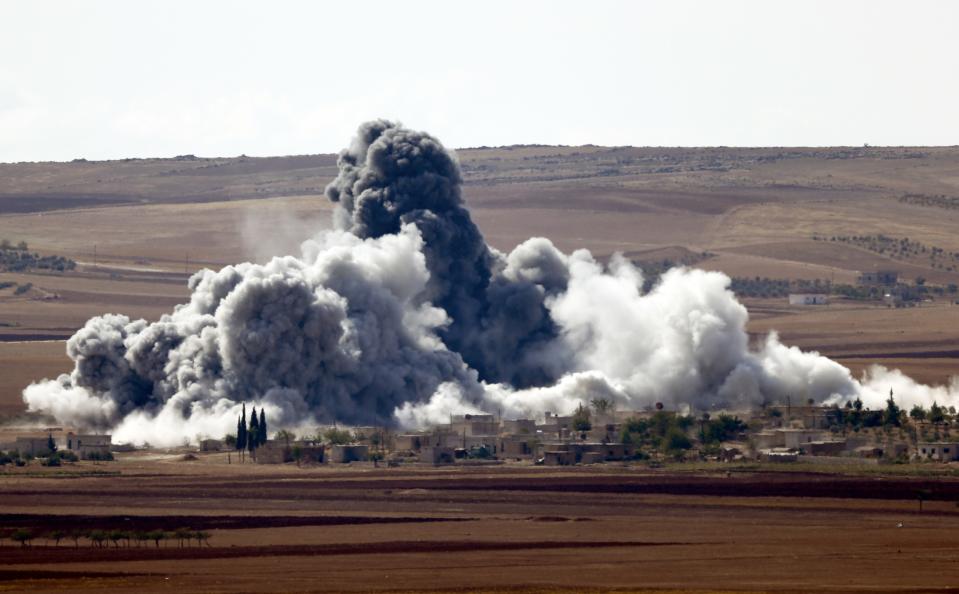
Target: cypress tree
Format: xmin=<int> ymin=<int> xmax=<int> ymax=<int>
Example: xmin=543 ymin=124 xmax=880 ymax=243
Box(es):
xmin=259 ymin=409 xmax=267 ymax=445
xmin=237 ymin=404 xmax=247 ymax=453
xmin=248 ymin=406 xmax=259 ymax=455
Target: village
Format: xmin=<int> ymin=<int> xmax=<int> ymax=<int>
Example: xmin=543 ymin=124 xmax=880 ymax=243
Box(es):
xmin=4 ymin=394 xmax=959 ymax=469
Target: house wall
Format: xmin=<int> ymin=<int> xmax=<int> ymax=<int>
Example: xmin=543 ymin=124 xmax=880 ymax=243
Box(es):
xmin=329 ymin=444 xmax=369 ymax=463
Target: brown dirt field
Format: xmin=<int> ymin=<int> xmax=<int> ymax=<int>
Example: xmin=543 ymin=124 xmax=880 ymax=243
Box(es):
xmin=4 ymin=464 xmax=959 ymax=592
xmin=722 ymin=240 xmax=959 ymax=285
xmin=1 ymin=146 xmax=959 ymax=591
xmin=0 ymin=341 xmax=69 ymax=418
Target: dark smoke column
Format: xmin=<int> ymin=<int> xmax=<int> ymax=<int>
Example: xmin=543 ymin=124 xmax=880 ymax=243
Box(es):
xmin=326 ymin=120 xmax=565 ymax=388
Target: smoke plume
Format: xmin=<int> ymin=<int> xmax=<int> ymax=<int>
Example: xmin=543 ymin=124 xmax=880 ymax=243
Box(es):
xmin=22 ymin=121 xmax=959 ymax=444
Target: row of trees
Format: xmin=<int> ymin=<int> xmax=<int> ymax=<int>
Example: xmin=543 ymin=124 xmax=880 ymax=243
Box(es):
xmin=0 ymin=242 xmax=76 ymax=273
xmin=230 ymin=404 xmax=267 ymax=459
xmin=831 ymin=395 xmax=952 ymax=430
xmin=2 ymin=527 xmax=211 ymax=548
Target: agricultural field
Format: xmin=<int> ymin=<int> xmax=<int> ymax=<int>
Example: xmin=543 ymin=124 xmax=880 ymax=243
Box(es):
xmin=1 ymin=146 xmax=958 ymax=416
xmin=1 ymin=145 xmax=959 ymax=593
xmin=3 ymin=460 xmax=959 ymax=592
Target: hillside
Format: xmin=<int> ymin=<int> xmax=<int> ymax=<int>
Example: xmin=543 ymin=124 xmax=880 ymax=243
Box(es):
xmin=1 ymin=145 xmax=958 ymax=415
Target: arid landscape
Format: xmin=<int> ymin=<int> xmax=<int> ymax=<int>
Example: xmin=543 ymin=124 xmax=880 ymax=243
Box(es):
xmin=5 ymin=458 xmax=959 ymax=593
xmin=2 ymin=146 xmax=959 ymax=592
xmin=2 ymin=145 xmax=958 ymax=408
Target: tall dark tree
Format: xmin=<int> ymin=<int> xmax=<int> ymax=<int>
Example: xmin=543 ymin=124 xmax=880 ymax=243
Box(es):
xmin=248 ymin=406 xmax=259 ymax=456
xmin=258 ymin=409 xmax=267 ymax=445
xmin=46 ymin=433 xmax=57 ymax=453
xmin=237 ymin=404 xmax=247 ymax=454
xmin=883 ymin=390 xmax=902 ymax=427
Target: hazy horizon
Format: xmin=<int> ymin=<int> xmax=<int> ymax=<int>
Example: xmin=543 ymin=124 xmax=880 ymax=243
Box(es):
xmin=2 ymin=0 xmax=957 ymax=162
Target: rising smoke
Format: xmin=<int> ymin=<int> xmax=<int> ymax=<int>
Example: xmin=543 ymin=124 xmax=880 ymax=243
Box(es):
xmin=22 ymin=121 xmax=959 ymax=444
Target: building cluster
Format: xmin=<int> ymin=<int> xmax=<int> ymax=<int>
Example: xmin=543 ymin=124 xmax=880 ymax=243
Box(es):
xmin=1 ymin=429 xmax=113 ymax=459
xmin=7 ymin=399 xmax=959 ymax=468
xmin=196 ymin=401 xmax=959 ymax=467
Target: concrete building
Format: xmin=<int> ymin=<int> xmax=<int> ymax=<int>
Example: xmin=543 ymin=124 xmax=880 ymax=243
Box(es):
xmin=753 ymin=431 xmax=785 ymax=450
xmin=758 ymin=448 xmax=798 ymax=463
xmin=394 ymin=434 xmax=426 ymax=452
xmin=199 ymin=439 xmax=223 ymax=452
xmin=788 ymin=293 xmax=829 ymax=306
xmin=498 ymin=436 xmax=535 ymax=459
xmin=857 ymin=270 xmax=898 ymax=286
xmin=328 ymin=444 xmax=369 ymax=463
xmin=420 ymin=446 xmax=455 ymax=465
xmin=501 ymin=419 xmax=535 ymax=436
xmin=780 ymin=429 xmax=827 ymax=451
xmin=257 ymin=440 xmax=325 ymax=464
xmin=450 ymin=414 xmax=498 ymax=437
xmin=14 ymin=436 xmax=56 ymax=456
xmin=538 ymin=413 xmax=574 ymax=438
xmin=65 ymin=433 xmax=112 ymax=459
xmin=806 ymin=440 xmax=847 ymax=456
xmin=916 ymin=442 xmax=959 ymax=461
xmin=767 ymin=405 xmax=842 ymax=429
xmin=543 ymin=450 xmax=574 ymax=466
xmin=540 ymin=442 xmax=626 ymax=464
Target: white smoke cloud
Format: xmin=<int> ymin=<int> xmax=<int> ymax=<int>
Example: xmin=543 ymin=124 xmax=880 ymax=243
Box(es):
xmin=21 ymin=121 xmax=959 ymax=444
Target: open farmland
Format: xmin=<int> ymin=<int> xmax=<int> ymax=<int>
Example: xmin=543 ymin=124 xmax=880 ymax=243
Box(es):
xmin=0 ymin=146 xmax=958 ymax=593
xmin=1 ymin=145 xmax=958 ymax=416
xmin=3 ymin=461 xmax=959 ymax=592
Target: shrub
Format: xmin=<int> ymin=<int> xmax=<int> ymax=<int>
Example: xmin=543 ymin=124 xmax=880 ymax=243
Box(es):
xmin=82 ymin=450 xmax=114 ymax=461
xmin=323 ymin=428 xmax=353 ymax=445
xmin=10 ymin=529 xmax=32 ymax=548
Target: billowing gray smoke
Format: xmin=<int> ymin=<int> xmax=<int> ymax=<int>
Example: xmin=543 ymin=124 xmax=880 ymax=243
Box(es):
xmin=325 ymin=119 xmax=565 ymax=387
xmin=23 ymin=121 xmax=959 ymax=445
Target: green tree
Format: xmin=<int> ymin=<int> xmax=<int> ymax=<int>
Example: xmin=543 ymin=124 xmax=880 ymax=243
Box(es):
xmin=590 ymin=397 xmax=613 ymax=419
xmin=258 ymin=408 xmax=267 ymax=446
xmin=146 ymin=530 xmax=166 ymax=548
xmin=572 ymin=403 xmax=592 ymax=434
xmin=248 ymin=406 xmax=259 ymax=456
xmin=134 ymin=531 xmax=150 ymax=548
xmin=883 ymin=392 xmax=902 ymax=427
xmin=663 ymin=427 xmax=692 ymax=453
xmin=174 ymin=527 xmax=192 ymax=548
xmin=46 ymin=433 xmax=57 ymax=453
xmin=49 ymin=529 xmax=66 ymax=547
xmin=275 ymin=429 xmax=295 ymax=445
xmin=88 ymin=530 xmax=107 ymax=548
xmin=910 ymin=405 xmax=927 ymax=422
xmin=224 ymin=433 xmax=237 ymax=448
xmin=324 ymin=428 xmax=353 ymax=445
xmin=702 ymin=414 xmax=747 ymax=443
xmin=930 ymin=401 xmax=946 ymax=424
xmin=11 ymin=528 xmax=32 ymax=548
xmin=237 ymin=404 xmax=247 ymax=456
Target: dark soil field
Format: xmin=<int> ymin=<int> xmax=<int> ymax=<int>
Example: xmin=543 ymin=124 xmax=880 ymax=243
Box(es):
xmin=3 ymin=462 xmax=959 ymax=592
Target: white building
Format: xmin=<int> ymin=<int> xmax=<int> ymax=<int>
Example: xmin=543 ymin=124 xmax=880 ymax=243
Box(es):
xmin=788 ymin=293 xmax=829 ymax=306
xmin=66 ymin=433 xmax=112 ymax=458
xmin=916 ymin=442 xmax=959 ymax=461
